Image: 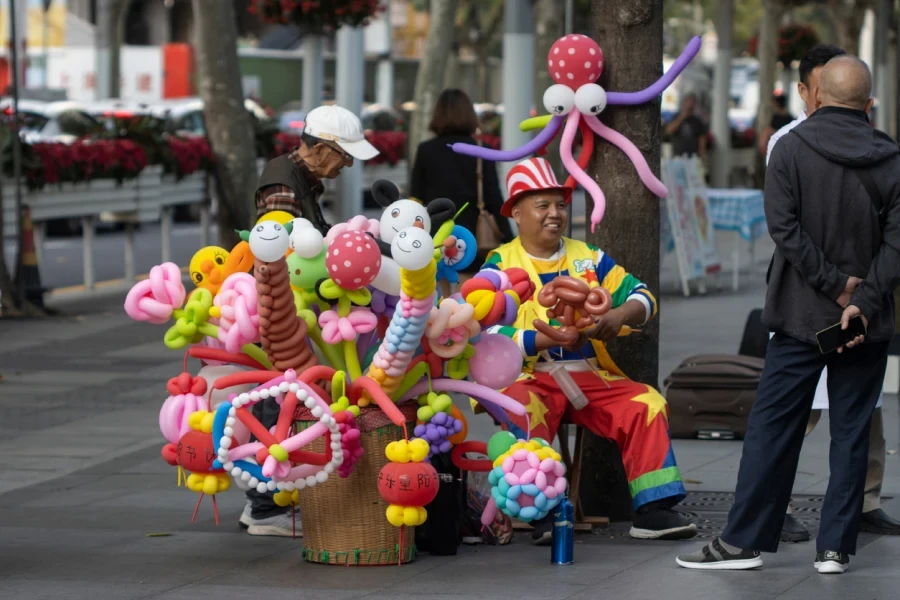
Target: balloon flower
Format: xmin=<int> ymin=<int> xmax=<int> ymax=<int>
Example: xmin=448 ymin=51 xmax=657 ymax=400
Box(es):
xmin=450 ymin=34 xmax=702 ymax=231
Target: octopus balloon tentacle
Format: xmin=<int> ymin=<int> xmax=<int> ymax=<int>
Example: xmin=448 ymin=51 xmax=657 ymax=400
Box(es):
xmin=449 ymin=115 xmax=564 ymax=161
xmin=559 ymin=112 xmax=606 ymax=231
xmin=562 ymin=117 xmax=595 ymax=190
xmin=583 ymin=115 xmax=667 ymax=197
xmin=605 ymin=36 xmax=702 ymax=105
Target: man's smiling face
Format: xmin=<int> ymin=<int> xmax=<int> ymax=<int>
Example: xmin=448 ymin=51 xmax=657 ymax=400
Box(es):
xmin=511 ymin=190 xmax=568 ymax=249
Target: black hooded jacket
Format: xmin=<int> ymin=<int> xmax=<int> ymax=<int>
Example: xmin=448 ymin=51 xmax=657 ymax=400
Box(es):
xmin=763 ymin=106 xmax=900 ymax=344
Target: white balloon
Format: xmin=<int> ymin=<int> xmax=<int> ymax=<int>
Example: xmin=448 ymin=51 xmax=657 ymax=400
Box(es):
xmin=371 ymin=256 xmax=401 ymax=296
xmin=379 ymin=199 xmax=430 ymax=244
xmin=249 ymin=221 xmax=291 ymax=262
xmin=391 ymin=227 xmax=435 ymax=270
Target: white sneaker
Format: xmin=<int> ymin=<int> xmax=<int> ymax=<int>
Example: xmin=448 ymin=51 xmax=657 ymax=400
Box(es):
xmin=814 ymin=551 xmax=849 ymax=574
xmin=238 ymin=502 xmax=252 ymax=528
xmin=246 ymin=511 xmax=302 ymax=537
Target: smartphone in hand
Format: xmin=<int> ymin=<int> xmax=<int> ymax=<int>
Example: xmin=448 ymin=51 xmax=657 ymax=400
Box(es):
xmin=816 ymin=315 xmax=867 ymax=354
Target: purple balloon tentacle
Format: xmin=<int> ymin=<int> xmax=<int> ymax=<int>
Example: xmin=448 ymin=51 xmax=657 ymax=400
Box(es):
xmin=606 ymin=36 xmax=702 ymax=106
xmin=448 ymin=115 xmax=564 ymax=161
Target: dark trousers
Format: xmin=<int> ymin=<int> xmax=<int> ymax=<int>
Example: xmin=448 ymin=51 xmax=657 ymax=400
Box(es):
xmin=245 ymin=397 xmax=291 ymax=519
xmin=722 ymin=333 xmax=887 ymax=555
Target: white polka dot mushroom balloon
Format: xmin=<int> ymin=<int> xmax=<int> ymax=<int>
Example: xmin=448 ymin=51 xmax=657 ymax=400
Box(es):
xmin=449 ymin=33 xmax=703 ymax=234
xmin=325 ymin=231 xmax=382 ymax=290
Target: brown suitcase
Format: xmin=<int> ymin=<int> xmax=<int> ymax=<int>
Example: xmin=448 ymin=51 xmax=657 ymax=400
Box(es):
xmin=664 ymin=354 xmax=765 ymax=440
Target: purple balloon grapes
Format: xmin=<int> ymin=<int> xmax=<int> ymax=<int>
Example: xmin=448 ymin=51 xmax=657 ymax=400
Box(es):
xmin=413 ymin=412 xmax=464 ymax=459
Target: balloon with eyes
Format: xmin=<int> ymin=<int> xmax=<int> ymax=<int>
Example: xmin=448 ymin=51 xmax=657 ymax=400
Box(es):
xmin=189 ymin=246 xmax=229 ymax=293
xmin=449 ymin=34 xmax=701 ymax=232
xmin=436 ymin=225 xmax=477 ymax=285
xmin=286 ymin=218 xmax=329 ymax=311
xmin=369 ymin=179 xmax=456 ymax=296
xmin=239 ymin=220 xmax=293 ymax=262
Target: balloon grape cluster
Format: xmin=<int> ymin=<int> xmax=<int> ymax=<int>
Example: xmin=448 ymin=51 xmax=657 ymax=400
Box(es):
xmin=414 ymin=411 xmax=464 ymax=459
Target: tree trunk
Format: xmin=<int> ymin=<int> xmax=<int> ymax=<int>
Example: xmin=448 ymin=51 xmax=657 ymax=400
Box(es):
xmin=580 ymin=0 xmax=664 ymax=520
xmin=754 ymin=0 xmax=783 ymax=189
xmin=192 ymin=0 xmax=258 ymax=248
xmin=408 ymin=0 xmax=459 ymax=170
xmin=108 ymin=0 xmax=131 ymax=98
xmin=827 ymin=0 xmax=870 ymax=56
xmin=0 ymin=184 xmax=19 ymax=315
xmin=533 ymin=0 xmax=565 ymax=180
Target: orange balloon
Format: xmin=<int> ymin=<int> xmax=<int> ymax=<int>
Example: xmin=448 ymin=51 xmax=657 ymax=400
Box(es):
xmin=224 ymin=241 xmax=254 ymax=277
xmin=448 ymin=404 xmax=468 ymax=445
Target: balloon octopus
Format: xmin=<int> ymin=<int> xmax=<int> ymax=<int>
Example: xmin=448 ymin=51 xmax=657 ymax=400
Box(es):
xmin=450 ymin=34 xmax=702 ymax=232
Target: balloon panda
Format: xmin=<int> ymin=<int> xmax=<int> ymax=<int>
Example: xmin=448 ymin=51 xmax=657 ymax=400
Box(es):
xmin=368 ymin=179 xmax=456 ymax=296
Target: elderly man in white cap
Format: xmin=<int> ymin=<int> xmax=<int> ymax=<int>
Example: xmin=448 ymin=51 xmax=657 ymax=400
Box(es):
xmin=256 ymin=104 xmax=379 ymax=235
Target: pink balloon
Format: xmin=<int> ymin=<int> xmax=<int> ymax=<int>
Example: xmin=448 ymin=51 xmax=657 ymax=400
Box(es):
xmin=584 ymin=114 xmax=668 ymax=198
xmin=402 ymin=379 xmax=527 ymax=419
xmin=559 ymin=112 xmax=607 ymax=233
xmin=481 ymin=496 xmax=499 ymax=528
xmin=469 ymin=334 xmax=523 ymax=390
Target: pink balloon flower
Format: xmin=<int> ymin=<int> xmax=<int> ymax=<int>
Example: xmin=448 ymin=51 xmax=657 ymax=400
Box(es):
xmin=319 ymin=307 xmax=378 ymax=344
xmin=124 ymin=262 xmax=186 ymax=324
xmin=214 ymin=273 xmax=260 ymax=354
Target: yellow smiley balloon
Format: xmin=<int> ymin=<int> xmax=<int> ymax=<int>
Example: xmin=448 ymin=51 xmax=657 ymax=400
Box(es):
xmin=256 ymin=211 xmax=295 ymax=226
xmin=189 ymin=246 xmax=229 ymax=293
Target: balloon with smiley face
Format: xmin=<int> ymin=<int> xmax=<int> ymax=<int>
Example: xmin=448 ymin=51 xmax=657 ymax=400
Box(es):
xmin=391 ymin=227 xmax=435 ymax=271
xmin=238 ymin=220 xmax=294 ymax=263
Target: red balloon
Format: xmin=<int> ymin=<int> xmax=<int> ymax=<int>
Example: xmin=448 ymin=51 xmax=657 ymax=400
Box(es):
xmin=377 ymin=461 xmax=439 ymax=507
xmin=175 ymin=430 xmax=221 ymax=474
xmin=326 ymin=231 xmax=381 ymax=290
xmin=548 ymin=34 xmax=604 ymax=90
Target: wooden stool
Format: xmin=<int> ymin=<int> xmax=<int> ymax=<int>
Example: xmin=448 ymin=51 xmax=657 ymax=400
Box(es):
xmin=558 ymin=422 xmax=610 ymax=531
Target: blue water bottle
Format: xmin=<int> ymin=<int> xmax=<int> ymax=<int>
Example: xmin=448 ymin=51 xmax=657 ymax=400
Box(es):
xmin=550 ymin=497 xmax=574 ymax=565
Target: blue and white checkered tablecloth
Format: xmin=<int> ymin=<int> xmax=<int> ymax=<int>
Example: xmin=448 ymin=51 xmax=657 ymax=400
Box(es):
xmin=661 ymin=188 xmax=766 ymax=252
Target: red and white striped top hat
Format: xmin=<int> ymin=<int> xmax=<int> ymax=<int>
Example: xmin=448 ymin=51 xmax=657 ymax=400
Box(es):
xmin=502 ymin=157 xmax=573 ymax=217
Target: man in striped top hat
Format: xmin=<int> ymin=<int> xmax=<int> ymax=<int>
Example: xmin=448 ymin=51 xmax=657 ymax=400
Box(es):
xmin=480 ymin=157 xmax=697 ymax=542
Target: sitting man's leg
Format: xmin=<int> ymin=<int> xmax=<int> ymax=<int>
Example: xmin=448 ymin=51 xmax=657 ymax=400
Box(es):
xmin=503 ymin=370 xmax=696 ymax=542
xmin=564 ymin=371 xmax=696 ymax=540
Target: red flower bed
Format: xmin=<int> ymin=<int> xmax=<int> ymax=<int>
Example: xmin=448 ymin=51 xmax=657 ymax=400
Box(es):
xmin=365 ymin=130 xmax=406 ymax=166
xmin=166 ymin=135 xmax=214 ymax=179
xmin=18 ymin=138 xmax=148 ymax=189
xmin=249 ymin=0 xmax=383 ymax=30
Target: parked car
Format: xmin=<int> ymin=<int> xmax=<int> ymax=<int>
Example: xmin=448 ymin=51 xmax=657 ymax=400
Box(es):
xmin=0 ymin=99 xmax=104 ymax=144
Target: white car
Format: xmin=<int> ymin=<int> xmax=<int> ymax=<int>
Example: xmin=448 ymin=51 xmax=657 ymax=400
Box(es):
xmin=0 ymin=99 xmax=104 ymax=144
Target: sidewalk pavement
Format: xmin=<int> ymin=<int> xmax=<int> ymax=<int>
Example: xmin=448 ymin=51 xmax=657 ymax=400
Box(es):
xmin=2 ymin=261 xmax=899 ymax=599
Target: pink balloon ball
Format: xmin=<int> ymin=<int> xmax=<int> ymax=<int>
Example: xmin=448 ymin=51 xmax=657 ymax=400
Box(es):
xmin=520 ymin=468 xmax=537 ymax=485
xmin=535 ymin=470 xmax=548 ymax=490
xmin=325 ymin=231 xmax=381 ymax=290
xmin=469 ymin=334 xmax=522 ymax=389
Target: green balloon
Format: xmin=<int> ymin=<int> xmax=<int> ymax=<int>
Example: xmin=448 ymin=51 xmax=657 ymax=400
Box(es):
xmin=430 ymin=393 xmax=453 ymax=414
xmin=487 ymin=431 xmax=517 ymax=462
xmin=417 ymin=406 xmax=435 ymax=422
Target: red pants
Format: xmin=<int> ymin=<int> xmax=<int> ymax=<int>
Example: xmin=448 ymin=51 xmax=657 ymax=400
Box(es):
xmin=502 ymin=370 xmax=686 ymax=509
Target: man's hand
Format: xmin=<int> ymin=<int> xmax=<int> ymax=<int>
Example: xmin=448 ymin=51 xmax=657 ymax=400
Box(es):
xmin=837 ymin=305 xmax=868 ymax=353
xmin=836 ymin=276 xmax=863 ymax=309
xmin=588 ymin=309 xmax=628 ymax=343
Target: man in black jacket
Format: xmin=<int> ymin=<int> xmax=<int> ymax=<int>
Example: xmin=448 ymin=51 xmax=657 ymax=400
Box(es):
xmin=677 ymin=55 xmax=900 ymax=574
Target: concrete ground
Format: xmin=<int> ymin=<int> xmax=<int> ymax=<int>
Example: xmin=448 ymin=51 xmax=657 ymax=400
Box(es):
xmin=2 ymin=230 xmax=899 ymax=599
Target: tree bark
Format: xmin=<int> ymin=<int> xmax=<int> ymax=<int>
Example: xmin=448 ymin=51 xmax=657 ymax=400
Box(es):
xmin=827 ymin=0 xmax=871 ymax=56
xmin=533 ymin=0 xmax=565 ymax=179
xmin=192 ymin=0 xmax=258 ymax=248
xmin=408 ymin=0 xmax=460 ymax=170
xmin=579 ymin=0 xmax=664 ymax=520
xmin=108 ymin=0 xmax=132 ymax=98
xmin=753 ymin=0 xmax=783 ymax=189
xmin=0 ymin=184 xmax=19 ymax=315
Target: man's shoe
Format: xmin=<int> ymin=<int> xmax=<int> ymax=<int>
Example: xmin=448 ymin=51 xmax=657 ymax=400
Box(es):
xmin=239 ymin=502 xmax=252 ymax=528
xmin=780 ymin=513 xmax=811 ymax=543
xmin=814 ymin=550 xmax=849 ymax=574
xmin=630 ymin=507 xmax=698 ymax=540
xmin=531 ymin=520 xmax=552 ymax=546
xmin=246 ymin=511 xmax=302 ymax=537
xmin=859 ymin=508 xmax=900 ymax=535
xmin=676 ymin=537 xmax=763 ymax=570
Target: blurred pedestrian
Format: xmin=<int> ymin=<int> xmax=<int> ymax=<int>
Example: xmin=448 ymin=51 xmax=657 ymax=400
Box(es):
xmin=665 ymin=94 xmax=707 ymax=159
xmin=409 ymin=89 xmax=513 ymax=274
xmin=678 ymin=55 xmax=900 ymax=574
xmin=758 ymin=94 xmax=794 ymax=156
xmin=256 ymin=104 xmax=379 ymax=236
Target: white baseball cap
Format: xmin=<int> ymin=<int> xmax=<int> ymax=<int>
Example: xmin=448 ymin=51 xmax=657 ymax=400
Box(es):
xmin=304 ymin=105 xmax=379 ymax=161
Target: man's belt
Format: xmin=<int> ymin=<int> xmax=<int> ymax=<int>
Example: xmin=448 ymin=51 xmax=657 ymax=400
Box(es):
xmin=533 ymin=358 xmax=599 ymax=373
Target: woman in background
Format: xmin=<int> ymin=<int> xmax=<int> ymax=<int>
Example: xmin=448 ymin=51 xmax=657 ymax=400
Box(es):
xmin=410 ymin=89 xmax=513 ymax=272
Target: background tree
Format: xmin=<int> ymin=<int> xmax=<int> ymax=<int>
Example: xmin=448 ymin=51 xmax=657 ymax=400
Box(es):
xmin=533 ymin=0 xmax=565 ymax=179
xmin=193 ymin=0 xmax=259 ymax=248
xmin=407 ymin=0 xmax=460 ymax=170
xmin=581 ymin=0 xmax=664 ymax=519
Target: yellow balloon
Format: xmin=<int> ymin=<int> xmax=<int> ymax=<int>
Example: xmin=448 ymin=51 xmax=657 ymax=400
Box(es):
xmin=386 ymin=504 xmax=405 ymax=527
xmin=257 ymin=211 xmax=295 ymax=225
xmin=189 ymin=246 xmax=229 ymax=293
xmin=403 ymin=506 xmax=421 ymax=526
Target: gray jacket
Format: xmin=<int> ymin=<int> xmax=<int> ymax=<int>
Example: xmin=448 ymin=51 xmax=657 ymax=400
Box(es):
xmin=763 ymin=106 xmax=900 ymax=344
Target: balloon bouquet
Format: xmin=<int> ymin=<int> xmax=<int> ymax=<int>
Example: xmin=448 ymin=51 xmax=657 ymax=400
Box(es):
xmin=124 ymin=178 xmax=568 ymax=554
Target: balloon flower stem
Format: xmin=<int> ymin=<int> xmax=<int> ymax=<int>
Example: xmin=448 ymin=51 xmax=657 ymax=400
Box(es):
xmin=343 ymin=340 xmax=363 ymax=381
xmin=241 ymin=343 xmax=272 ymax=370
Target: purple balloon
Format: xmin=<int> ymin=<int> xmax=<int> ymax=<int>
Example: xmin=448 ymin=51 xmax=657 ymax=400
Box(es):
xmin=449 ymin=116 xmax=564 ymax=162
xmin=606 ymin=37 xmax=702 ymax=106
xmin=473 ymin=269 xmax=502 ymax=289
xmin=498 ymin=292 xmax=519 ymax=326
xmin=414 ymin=425 xmax=426 ymax=437
xmin=438 ymin=440 xmax=452 ymax=454
xmin=432 ymin=412 xmax=448 ymax=425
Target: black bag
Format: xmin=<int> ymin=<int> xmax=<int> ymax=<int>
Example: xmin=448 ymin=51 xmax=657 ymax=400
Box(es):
xmin=664 ymin=354 xmax=765 ymax=440
xmin=414 ymin=453 xmax=462 ymax=555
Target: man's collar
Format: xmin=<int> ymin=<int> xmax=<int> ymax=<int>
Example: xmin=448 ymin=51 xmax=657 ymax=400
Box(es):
xmin=808 ymin=105 xmax=870 ymax=121
xmin=289 ymin=149 xmax=325 ymax=189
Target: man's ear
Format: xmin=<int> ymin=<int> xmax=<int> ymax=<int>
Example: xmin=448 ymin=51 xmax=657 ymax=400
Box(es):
xmin=865 ymin=97 xmax=875 ymax=116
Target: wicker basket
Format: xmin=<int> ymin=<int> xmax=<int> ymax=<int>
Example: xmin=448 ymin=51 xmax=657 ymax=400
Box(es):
xmin=293 ymin=403 xmax=418 ymax=565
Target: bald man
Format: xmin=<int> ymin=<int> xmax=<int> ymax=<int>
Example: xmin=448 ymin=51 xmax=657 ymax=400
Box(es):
xmin=678 ymin=55 xmax=900 ymax=574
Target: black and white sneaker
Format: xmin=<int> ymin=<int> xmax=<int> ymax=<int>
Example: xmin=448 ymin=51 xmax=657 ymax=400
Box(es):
xmin=531 ymin=519 xmax=553 ymax=546
xmin=676 ymin=537 xmax=763 ymax=570
xmin=630 ymin=507 xmax=698 ymax=540
xmin=814 ymin=551 xmax=849 ymax=574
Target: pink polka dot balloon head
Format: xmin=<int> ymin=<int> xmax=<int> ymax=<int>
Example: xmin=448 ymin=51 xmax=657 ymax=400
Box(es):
xmin=325 ymin=231 xmax=382 ymax=290
xmin=469 ymin=333 xmax=521 ymax=389
xmin=548 ymin=34 xmax=604 ymax=90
